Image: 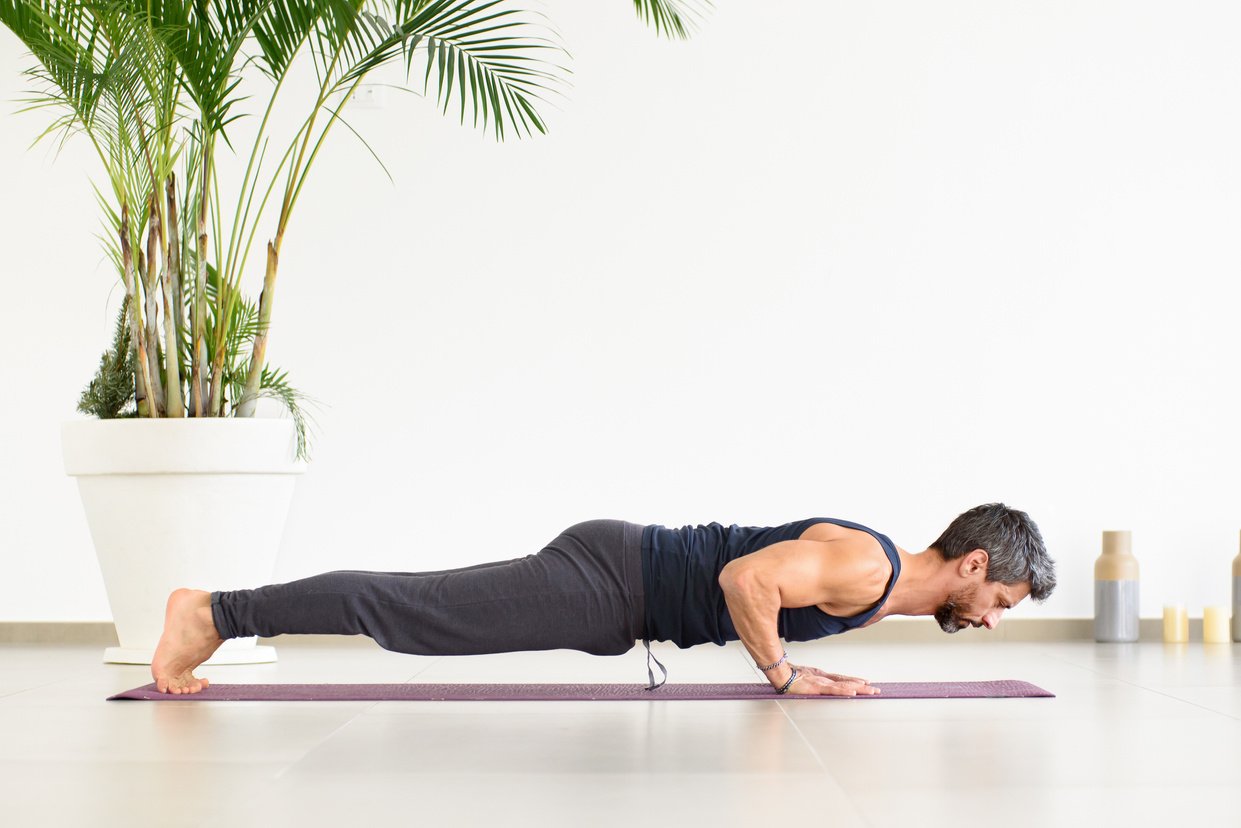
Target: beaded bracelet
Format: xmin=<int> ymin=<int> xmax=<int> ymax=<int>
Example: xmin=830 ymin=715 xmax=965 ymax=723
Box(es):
xmin=776 ymin=667 xmax=800 ymax=695
xmin=758 ymin=651 xmax=789 ymax=672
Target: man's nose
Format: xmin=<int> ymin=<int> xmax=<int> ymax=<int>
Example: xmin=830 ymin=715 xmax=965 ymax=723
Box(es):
xmin=982 ymin=609 xmax=1005 ymax=629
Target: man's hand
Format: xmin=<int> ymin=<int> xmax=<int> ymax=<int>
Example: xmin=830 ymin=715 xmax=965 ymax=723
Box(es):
xmin=785 ymin=663 xmax=882 ymax=696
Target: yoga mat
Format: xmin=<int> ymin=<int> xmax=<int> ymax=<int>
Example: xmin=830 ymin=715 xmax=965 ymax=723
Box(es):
xmin=108 ymin=679 xmax=1053 ymax=702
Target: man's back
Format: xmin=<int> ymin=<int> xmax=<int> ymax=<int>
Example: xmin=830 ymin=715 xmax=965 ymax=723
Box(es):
xmin=641 ymin=517 xmax=901 ymax=648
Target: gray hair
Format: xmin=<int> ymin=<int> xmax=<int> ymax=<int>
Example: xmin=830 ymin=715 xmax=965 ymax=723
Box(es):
xmin=929 ymin=503 xmax=1056 ymax=602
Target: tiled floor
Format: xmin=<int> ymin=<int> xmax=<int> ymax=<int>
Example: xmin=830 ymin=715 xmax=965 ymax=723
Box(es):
xmin=1 ymin=637 xmax=1238 ymax=827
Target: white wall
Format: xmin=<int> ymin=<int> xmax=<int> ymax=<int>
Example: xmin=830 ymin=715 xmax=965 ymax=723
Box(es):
xmin=2 ymin=0 xmax=1239 ymax=623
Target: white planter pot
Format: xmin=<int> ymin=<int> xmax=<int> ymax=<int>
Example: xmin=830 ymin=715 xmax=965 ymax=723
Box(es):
xmin=61 ymin=418 xmax=307 ymax=665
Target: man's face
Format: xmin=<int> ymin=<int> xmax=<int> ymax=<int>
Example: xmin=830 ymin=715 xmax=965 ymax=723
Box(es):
xmin=935 ymin=563 xmax=1031 ymax=633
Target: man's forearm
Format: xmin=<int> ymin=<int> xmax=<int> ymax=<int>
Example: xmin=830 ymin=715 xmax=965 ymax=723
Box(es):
xmin=719 ymin=575 xmax=796 ymax=690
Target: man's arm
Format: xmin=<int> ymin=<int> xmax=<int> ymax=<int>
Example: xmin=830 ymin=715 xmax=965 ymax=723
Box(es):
xmin=718 ymin=539 xmax=887 ymax=694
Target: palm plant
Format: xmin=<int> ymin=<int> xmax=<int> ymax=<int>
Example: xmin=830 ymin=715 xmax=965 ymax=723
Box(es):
xmin=2 ymin=0 xmax=710 ymax=462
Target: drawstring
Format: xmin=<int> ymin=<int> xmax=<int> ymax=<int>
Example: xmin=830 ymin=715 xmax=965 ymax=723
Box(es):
xmin=643 ymin=638 xmax=667 ymax=690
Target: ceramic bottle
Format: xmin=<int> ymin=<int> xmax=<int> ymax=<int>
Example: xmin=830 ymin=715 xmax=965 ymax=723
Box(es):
xmin=1095 ymin=530 xmax=1139 ymax=642
xmin=1232 ymin=530 xmax=1241 ymax=642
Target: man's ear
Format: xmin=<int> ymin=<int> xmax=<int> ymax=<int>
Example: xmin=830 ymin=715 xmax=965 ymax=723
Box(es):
xmin=960 ymin=548 xmax=989 ymax=577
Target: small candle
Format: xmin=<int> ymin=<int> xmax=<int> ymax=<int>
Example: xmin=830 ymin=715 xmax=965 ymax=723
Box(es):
xmin=1203 ymin=606 xmax=1231 ymax=644
xmin=1163 ymin=605 xmax=1188 ymax=643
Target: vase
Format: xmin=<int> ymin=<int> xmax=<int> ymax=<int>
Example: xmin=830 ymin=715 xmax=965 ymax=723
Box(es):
xmin=1095 ymin=529 xmax=1139 ymax=643
xmin=1233 ymin=531 xmax=1241 ymax=642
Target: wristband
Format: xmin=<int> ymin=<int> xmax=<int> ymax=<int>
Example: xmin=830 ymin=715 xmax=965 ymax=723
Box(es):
xmin=758 ymin=651 xmax=788 ymax=672
xmin=776 ymin=667 xmax=800 ymax=695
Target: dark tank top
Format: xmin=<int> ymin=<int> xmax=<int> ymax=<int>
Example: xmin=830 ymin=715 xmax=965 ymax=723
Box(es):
xmin=640 ymin=517 xmax=901 ymax=648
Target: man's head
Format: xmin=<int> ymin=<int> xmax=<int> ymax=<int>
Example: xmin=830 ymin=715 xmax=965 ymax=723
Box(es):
xmin=928 ymin=503 xmax=1056 ymax=633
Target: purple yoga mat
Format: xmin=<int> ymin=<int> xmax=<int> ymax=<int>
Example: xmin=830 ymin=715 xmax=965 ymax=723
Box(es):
xmin=107 ymin=679 xmax=1053 ymax=702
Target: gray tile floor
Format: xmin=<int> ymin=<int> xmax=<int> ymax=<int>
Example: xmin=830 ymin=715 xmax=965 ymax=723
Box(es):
xmin=1 ymin=637 xmax=1238 ymax=827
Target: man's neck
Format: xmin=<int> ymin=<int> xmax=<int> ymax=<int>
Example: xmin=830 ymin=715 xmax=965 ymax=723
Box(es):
xmin=882 ymin=547 xmax=948 ymax=618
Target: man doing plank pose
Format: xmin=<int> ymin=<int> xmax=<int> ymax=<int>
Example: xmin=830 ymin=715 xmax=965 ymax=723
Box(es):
xmin=151 ymin=502 xmax=1056 ymax=695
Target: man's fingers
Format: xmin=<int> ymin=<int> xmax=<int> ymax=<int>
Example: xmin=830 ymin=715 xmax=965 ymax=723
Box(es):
xmin=822 ymin=683 xmax=881 ymax=696
xmin=837 ymin=679 xmax=881 ymax=694
xmin=792 ymin=665 xmax=867 ymax=683
xmin=788 ymin=675 xmax=882 ymax=696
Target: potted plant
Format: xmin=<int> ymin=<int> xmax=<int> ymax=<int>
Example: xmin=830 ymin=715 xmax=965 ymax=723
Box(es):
xmin=0 ymin=0 xmax=702 ymax=665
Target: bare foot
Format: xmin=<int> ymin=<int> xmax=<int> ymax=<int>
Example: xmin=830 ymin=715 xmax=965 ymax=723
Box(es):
xmin=151 ymin=588 xmax=225 ymax=694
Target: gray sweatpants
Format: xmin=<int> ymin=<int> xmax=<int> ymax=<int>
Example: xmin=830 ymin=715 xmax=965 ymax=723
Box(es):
xmin=210 ymin=519 xmax=648 ymax=658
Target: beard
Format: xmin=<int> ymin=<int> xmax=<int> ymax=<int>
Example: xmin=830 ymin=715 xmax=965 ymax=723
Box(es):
xmin=935 ymin=584 xmax=981 ymax=633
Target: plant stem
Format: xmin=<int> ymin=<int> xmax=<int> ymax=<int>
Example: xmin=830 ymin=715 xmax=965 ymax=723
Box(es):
xmin=119 ymin=204 xmax=156 ymax=418
xmin=107 ymin=34 xmax=163 ymax=243
xmin=140 ymin=203 xmax=166 ymax=416
xmin=233 ymin=241 xmax=276 ymax=418
xmin=224 ymin=57 xmax=298 ymax=291
xmin=235 ymin=13 xmax=367 ymax=418
xmin=166 ymin=173 xmax=184 ymax=375
xmin=158 ymin=178 xmax=184 ymax=417
xmin=191 ymin=132 xmax=212 ymax=417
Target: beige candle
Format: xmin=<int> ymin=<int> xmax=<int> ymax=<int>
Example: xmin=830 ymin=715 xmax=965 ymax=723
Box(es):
xmin=1163 ymin=605 xmax=1188 ymax=643
xmin=1203 ymin=606 xmax=1231 ymax=644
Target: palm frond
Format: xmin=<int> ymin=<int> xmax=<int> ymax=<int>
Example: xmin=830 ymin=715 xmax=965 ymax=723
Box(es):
xmin=252 ymin=364 xmax=324 ymax=462
xmin=125 ymin=0 xmax=272 ymax=134
xmin=250 ymin=0 xmax=323 ymax=80
xmin=320 ymin=98 xmax=393 ymax=182
xmin=331 ymin=0 xmax=569 ymax=141
xmin=632 ymin=0 xmax=710 ymax=40
xmin=3 ymin=0 xmax=187 ymax=232
xmin=3 ymin=1 xmax=124 ymax=142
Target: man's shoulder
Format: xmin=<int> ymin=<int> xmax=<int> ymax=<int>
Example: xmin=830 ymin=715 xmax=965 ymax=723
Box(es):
xmin=814 ymin=531 xmax=893 ymax=608
xmin=829 ymin=536 xmax=890 ymax=595
xmin=799 ymin=521 xmax=888 ymax=563
xmin=801 ymin=525 xmax=889 ymax=580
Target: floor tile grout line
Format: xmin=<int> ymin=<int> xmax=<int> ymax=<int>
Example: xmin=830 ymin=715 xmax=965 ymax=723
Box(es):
xmin=773 ymin=699 xmax=825 ymax=773
xmin=258 ymin=647 xmax=427 ymax=779
xmin=1037 ymin=649 xmax=1241 ymax=723
xmin=403 ymin=656 xmax=445 ymax=683
xmin=735 ymin=643 xmax=875 ymax=827
xmin=0 ymin=677 xmax=84 ymax=704
xmin=773 ymin=693 xmax=876 ymax=827
xmin=271 ymin=700 xmax=384 ymax=781
xmin=1096 ymin=680 xmax=1241 ymax=723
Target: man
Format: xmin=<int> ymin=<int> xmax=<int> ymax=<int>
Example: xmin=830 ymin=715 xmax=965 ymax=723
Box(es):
xmin=151 ymin=502 xmax=1056 ymax=695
